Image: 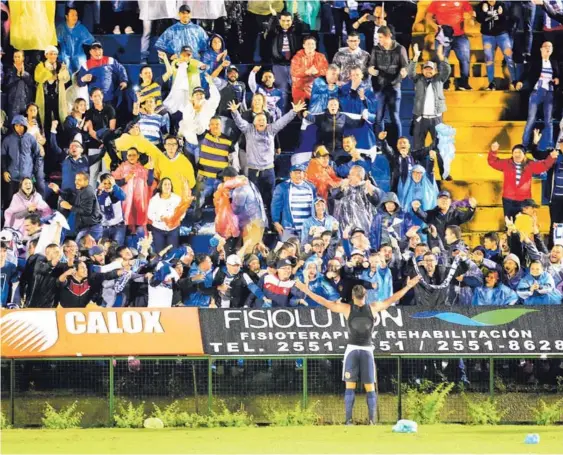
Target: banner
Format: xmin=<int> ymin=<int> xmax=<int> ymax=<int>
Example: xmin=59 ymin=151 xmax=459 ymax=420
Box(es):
xmin=199 ymin=307 xmax=563 ymax=356
xmin=0 ymin=307 xmax=203 ymax=358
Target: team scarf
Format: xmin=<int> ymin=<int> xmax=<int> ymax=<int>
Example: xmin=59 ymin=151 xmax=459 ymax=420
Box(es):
xmin=412 ymin=255 xmax=462 ymax=290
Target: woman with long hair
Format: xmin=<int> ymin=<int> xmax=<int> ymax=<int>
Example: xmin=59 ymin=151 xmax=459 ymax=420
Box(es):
xmin=3 ymin=177 xmax=52 ymax=233
xmin=147 ymin=177 xmax=182 ymax=252
xmin=63 ymin=97 xmax=87 ymax=143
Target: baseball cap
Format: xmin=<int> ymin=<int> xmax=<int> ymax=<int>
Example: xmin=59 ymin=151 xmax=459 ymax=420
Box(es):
xmin=90 ymin=41 xmax=103 ymax=49
xmin=226 ymin=254 xmax=242 ymax=266
xmin=290 ymin=164 xmax=306 ymax=173
xmin=350 ymin=227 xmax=365 ymax=237
xmin=192 ymin=86 xmax=205 ymax=95
xmin=179 ymin=4 xmax=191 ymax=13
xmin=89 ymin=245 xmax=104 ymax=256
xmin=522 ymin=199 xmax=539 ymax=208
xmin=350 ymin=249 xmax=366 ymax=258
xmin=438 ymin=190 xmax=451 ymax=199
xmin=314 ymin=146 xmax=330 ymax=158
xmin=276 ymin=258 xmax=293 ymax=269
xmin=227 ymin=65 xmax=239 ymax=73
xmin=423 ymin=61 xmax=436 ymax=69
xmin=472 ymin=245 xmax=486 ymax=255
xmin=180 ymin=45 xmax=193 ymax=54
xmin=218 ymin=166 xmax=238 ymax=179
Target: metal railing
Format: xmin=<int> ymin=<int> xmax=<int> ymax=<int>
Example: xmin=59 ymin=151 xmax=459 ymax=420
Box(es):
xmin=2 ymin=355 xmax=563 ymax=427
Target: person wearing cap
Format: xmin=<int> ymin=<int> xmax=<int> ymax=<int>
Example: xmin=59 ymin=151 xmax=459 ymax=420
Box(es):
xmin=290 ymin=35 xmax=329 ymax=102
xmin=155 ymin=4 xmax=208 ymax=60
xmin=332 ymin=165 xmax=383 ymax=235
xmin=271 ymin=164 xmax=317 ymax=241
xmin=87 ymin=245 xmax=106 ymax=271
xmin=300 ymin=198 xmax=339 ymax=245
xmin=367 ymin=26 xmax=408 ymax=141
xmin=34 ymin=45 xmax=70 ymax=131
xmin=501 ymin=253 xmax=524 ymax=291
xmin=4 ymin=51 xmax=35 ymax=122
xmin=56 ymin=6 xmax=95 ymax=74
xmin=228 ymin=98 xmax=306 ymax=212
xmin=305 ymin=145 xmax=342 ymax=201
xmin=211 ymin=254 xmax=266 ymax=308
xmin=488 ymin=141 xmax=557 ymax=219
xmin=470 ymin=245 xmax=501 ymax=276
xmin=412 ymin=190 xmax=477 ymax=243
xmin=408 ymin=43 xmax=451 ymax=150
xmin=248 ymin=258 xmax=301 ymax=308
xmin=249 ymin=66 xmax=284 ymax=121
xmin=77 ymin=42 xmax=128 ymax=104
xmin=517 ymin=260 xmax=562 ymax=305
xmin=1 ymin=116 xmax=44 ymax=207
xmin=215 ymin=64 xmax=247 ymax=119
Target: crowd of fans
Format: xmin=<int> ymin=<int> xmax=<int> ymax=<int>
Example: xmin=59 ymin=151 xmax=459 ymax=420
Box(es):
xmin=0 ymin=0 xmax=562 ymax=311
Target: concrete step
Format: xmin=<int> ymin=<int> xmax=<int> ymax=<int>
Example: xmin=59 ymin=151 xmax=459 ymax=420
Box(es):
xmin=466 ymin=206 xmax=550 ymax=232
xmin=443 ymin=105 xmax=520 ymax=122
xmin=441 ymin=180 xmax=543 ymax=206
xmin=446 ymin=121 xmax=525 ymax=151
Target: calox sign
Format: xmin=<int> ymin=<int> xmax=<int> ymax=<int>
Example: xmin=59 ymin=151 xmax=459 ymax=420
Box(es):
xmin=0 ymin=308 xmax=203 ymax=358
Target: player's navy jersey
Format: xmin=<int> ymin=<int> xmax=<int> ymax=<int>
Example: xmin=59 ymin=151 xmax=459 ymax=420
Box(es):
xmin=347 ymin=303 xmax=375 ymax=347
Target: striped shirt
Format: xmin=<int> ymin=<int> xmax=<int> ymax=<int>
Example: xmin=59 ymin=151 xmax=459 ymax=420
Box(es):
xmin=289 ymin=183 xmax=314 ymax=231
xmin=139 ymin=81 xmax=164 ymax=110
xmin=138 ymin=113 xmax=168 ymax=145
xmin=514 ymin=162 xmax=523 ymax=186
xmin=553 ymin=158 xmax=563 ymax=198
xmin=534 ymin=60 xmax=554 ymax=91
xmin=198 ymin=133 xmax=233 ymax=178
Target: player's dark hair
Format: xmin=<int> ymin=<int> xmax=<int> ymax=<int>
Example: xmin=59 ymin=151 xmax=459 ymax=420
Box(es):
xmin=352 ymin=285 xmax=367 ymax=300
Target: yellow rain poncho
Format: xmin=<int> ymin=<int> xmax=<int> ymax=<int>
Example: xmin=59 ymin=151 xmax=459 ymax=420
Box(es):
xmin=10 ymin=1 xmax=57 ymax=50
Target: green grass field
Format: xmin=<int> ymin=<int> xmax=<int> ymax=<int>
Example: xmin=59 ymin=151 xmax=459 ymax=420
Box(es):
xmin=2 ymin=425 xmax=562 ymax=454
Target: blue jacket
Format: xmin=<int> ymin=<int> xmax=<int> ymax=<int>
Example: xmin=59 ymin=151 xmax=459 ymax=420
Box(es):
xmin=300 ymin=213 xmax=338 ymax=244
xmin=360 ymin=266 xmax=393 ymax=303
xmin=1 ymin=117 xmax=43 ymax=183
xmin=517 ymin=272 xmax=562 ymax=305
xmin=292 ymin=269 xmax=339 ymax=308
xmin=271 ymin=180 xmax=317 ymax=229
xmin=56 ymin=20 xmax=95 ymax=74
xmin=370 ymin=192 xmax=413 ymax=250
xmin=77 ymin=57 xmax=128 ymax=102
xmin=155 ymin=22 xmax=208 ymax=59
xmin=201 ymin=34 xmax=228 ymax=76
xmin=472 ymin=284 xmax=518 ymax=306
xmin=184 ymin=264 xmax=214 ymax=307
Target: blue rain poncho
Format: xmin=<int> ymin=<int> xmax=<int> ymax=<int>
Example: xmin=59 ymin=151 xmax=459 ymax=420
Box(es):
xmin=398 ymin=165 xmax=439 ymax=224
xmin=472 ymin=283 xmax=519 ymax=306
xmin=56 ymin=20 xmax=95 ymax=74
xmin=154 ymin=21 xmax=208 ymax=59
xmin=517 ymin=272 xmax=562 ymax=305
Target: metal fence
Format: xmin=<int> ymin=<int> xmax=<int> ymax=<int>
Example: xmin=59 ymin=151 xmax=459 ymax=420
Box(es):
xmin=2 ymin=355 xmax=562 ymax=427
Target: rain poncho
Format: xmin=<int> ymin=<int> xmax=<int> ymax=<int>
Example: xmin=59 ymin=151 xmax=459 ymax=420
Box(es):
xmin=34 ymin=61 xmax=70 ymax=125
xmin=138 ymin=0 xmax=177 ymax=20
xmin=178 ymin=80 xmax=220 ymax=145
xmin=184 ymin=0 xmax=227 ymax=20
xmin=214 ymin=176 xmax=267 ymax=247
xmin=148 ymin=262 xmax=180 ymax=308
xmin=339 ymin=81 xmax=377 ymax=154
xmin=56 ymin=21 xmax=95 ymax=74
xmin=333 ymin=183 xmax=382 ymax=234
xmin=3 ymin=190 xmax=52 ymax=234
xmin=472 ymin=283 xmax=519 ymax=306
xmin=305 ymin=158 xmax=341 ymax=201
xmin=10 ymin=0 xmax=57 ymax=51
xmin=201 ymin=34 xmax=229 ymax=77
xmin=292 ymin=263 xmax=338 ymax=308
xmin=285 ymin=0 xmax=321 ymax=30
xmin=517 ymin=272 xmax=562 ymax=305
xmin=436 ymin=123 xmax=456 ymax=179
xmin=398 ymin=165 xmax=439 ymax=224
xmin=360 ymin=266 xmax=393 ymax=303
xmin=369 ymin=192 xmax=414 ymax=251
xmin=290 ymin=50 xmax=328 ymax=101
xmin=162 ymin=60 xmax=203 ymax=113
xmin=184 ymin=263 xmax=214 ymax=307
xmin=154 ymin=21 xmax=208 ymax=59
xmin=309 ymin=77 xmax=339 ymax=114
xmin=112 ymin=161 xmax=154 ymax=229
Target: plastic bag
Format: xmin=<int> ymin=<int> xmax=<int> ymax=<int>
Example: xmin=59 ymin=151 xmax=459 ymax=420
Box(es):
xmin=436 ymin=123 xmax=456 ymax=179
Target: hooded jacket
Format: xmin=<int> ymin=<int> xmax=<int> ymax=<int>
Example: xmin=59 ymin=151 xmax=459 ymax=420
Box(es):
xmin=1 ymin=116 xmax=44 ymax=184
xmin=360 ymin=265 xmax=393 ymax=303
xmin=472 ymin=282 xmax=518 ymax=306
xmin=501 ymin=253 xmax=524 ymax=291
xmin=3 ymin=189 xmax=52 ymax=234
xmin=398 ymin=165 xmax=439 ymax=218
xmin=517 ymin=271 xmax=562 ymax=305
xmin=56 ymin=20 xmax=95 ymax=74
xmin=154 ymin=21 xmax=208 ymax=59
xmin=369 ymin=40 xmax=409 ymax=89
xmin=488 ymin=149 xmax=556 ymax=201
xmin=201 ymin=34 xmax=229 ymax=76
xmin=370 ymin=192 xmax=414 ymax=250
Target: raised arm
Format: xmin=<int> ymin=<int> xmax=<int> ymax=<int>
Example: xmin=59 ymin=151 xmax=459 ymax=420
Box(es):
xmin=294 ymin=280 xmax=350 ymax=315
xmin=370 ymin=275 xmax=421 ymax=312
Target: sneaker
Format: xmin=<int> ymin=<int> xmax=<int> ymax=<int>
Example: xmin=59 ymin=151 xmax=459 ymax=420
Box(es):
xmin=368 ymin=420 xmax=376 ymax=425
xmin=485 ymin=82 xmax=496 ymax=91
xmin=113 ymin=26 xmax=121 ymax=34
xmin=124 ymin=26 xmax=134 ymax=34
xmin=345 ymin=420 xmax=354 ymax=426
xmin=457 ymin=83 xmax=472 ymax=91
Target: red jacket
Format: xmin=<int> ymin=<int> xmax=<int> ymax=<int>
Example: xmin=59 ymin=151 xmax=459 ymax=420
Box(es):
xmin=290 ymin=50 xmax=328 ymax=101
xmin=488 ymin=150 xmax=556 ymax=201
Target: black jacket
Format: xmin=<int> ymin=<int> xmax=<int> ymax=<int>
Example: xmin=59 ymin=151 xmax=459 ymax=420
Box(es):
xmin=27 ymin=257 xmax=70 ymax=308
xmin=264 ymin=16 xmax=303 ymax=64
xmin=59 ymin=270 xmax=120 ymax=308
xmin=518 ymin=56 xmax=561 ymax=91
xmin=380 ymin=139 xmax=432 ymax=192
xmin=213 ymin=269 xmax=256 ymax=308
xmin=62 ymin=185 xmax=103 ymax=231
xmin=413 ymin=205 xmax=475 ymax=242
xmin=475 ymin=1 xmax=512 ymax=36
xmin=369 ymin=40 xmax=409 ymax=89
xmin=409 ymin=265 xmax=450 ymax=307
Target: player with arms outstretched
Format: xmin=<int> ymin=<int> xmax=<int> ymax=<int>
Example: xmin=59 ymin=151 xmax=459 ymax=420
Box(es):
xmin=295 ymin=275 xmax=420 ymax=424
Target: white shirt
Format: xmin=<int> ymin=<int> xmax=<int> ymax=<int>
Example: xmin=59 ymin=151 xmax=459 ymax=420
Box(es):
xmin=534 ymin=59 xmax=553 ymax=91
xmin=422 ymin=81 xmax=437 ymax=116
xmin=147 ymin=193 xmax=182 ymax=231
